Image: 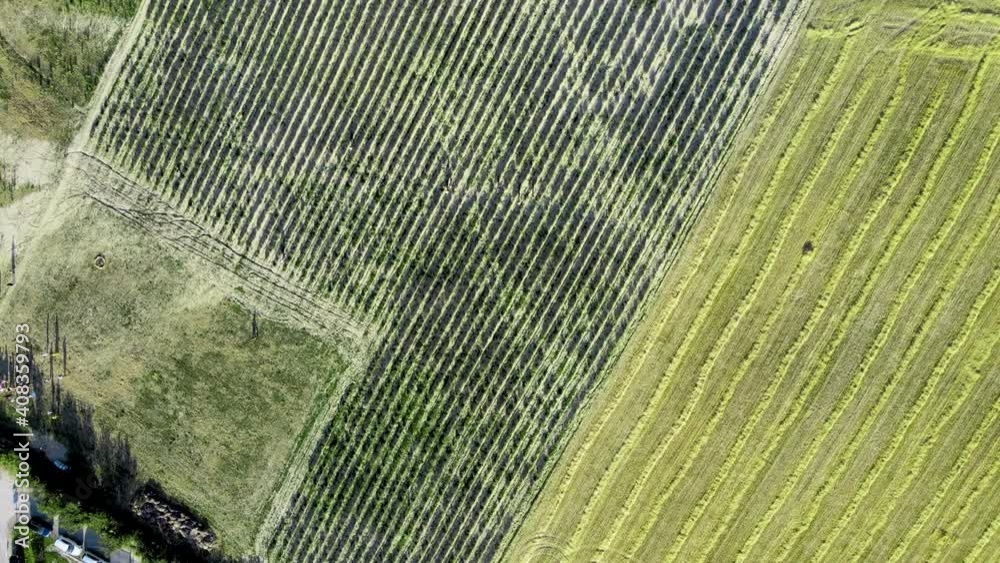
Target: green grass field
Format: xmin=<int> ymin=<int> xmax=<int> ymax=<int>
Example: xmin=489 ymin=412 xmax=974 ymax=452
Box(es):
xmin=4 ymin=0 xmax=998 ymax=560
xmin=0 ymin=0 xmax=129 ymax=145
xmin=75 ymin=0 xmax=807 ymax=559
xmin=0 ymin=196 xmax=351 ymax=549
xmin=509 ymin=1 xmax=1000 ymax=561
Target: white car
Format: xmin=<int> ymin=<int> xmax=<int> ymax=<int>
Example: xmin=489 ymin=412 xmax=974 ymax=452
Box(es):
xmin=53 ymin=536 xmax=84 ymax=556
xmin=82 ymin=553 xmax=109 ymax=563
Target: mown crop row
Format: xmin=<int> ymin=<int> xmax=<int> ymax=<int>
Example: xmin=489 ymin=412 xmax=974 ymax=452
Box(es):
xmin=565 ymin=33 xmax=854 ymax=558
xmin=674 ymin=57 xmax=901 ymax=556
xmin=508 ymin=4 xmax=1000 ymax=558
xmin=776 ymin=61 xmax=1000 ymax=563
xmin=672 ymin=50 xmax=916 ymax=563
xmin=731 ymin=78 xmax=954 ymax=563
xmin=577 ymin=34 xmax=856 ymax=555
xmin=531 ymin=40 xmax=814 ymax=552
xmin=655 ymin=45 xmax=879 ymax=562
xmin=86 ymin=0 xmax=804 ymax=559
xmin=523 ymin=33 xmax=842 ymax=557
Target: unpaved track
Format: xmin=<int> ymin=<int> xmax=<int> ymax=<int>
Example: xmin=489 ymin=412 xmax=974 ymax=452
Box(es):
xmin=47 ymin=0 xmax=370 ymax=344
xmin=68 ymin=0 xmax=149 ymax=155
xmin=64 ymin=150 xmax=370 ymax=343
xmin=25 ymin=0 xmax=374 ymax=555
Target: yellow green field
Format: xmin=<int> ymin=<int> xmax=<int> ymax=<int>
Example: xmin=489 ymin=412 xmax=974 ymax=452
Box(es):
xmin=508 ymin=1 xmax=1000 ymax=561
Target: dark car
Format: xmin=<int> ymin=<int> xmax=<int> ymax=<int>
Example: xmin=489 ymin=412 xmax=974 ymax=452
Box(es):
xmin=27 ymin=520 xmax=51 ymax=537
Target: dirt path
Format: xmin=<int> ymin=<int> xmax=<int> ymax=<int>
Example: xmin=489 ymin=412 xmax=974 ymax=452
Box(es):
xmin=68 ymin=0 xmax=148 ymax=154
xmin=30 ymin=2 xmax=374 ymax=556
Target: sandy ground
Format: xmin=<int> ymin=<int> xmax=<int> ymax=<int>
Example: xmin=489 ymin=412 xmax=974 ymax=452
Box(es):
xmin=0 ymin=189 xmax=50 ymax=265
xmin=0 ymin=131 xmax=59 ymax=261
xmin=0 ymin=132 xmax=60 ymax=187
xmin=0 ymin=469 xmax=14 ymax=563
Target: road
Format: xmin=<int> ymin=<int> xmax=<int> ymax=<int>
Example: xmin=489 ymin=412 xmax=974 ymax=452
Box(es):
xmin=0 ymin=469 xmax=14 ymax=563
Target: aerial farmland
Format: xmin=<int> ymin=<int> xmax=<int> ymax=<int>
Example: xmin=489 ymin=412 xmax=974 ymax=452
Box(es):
xmin=0 ymin=0 xmax=996 ymax=562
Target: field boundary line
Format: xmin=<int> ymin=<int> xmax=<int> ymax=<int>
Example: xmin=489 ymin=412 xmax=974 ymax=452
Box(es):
xmin=529 ymin=30 xmax=816 ymax=542
xmin=60 ymin=152 xmax=375 ymax=556
xmin=412 ymin=2 xmax=812 ymax=556
xmin=414 ymin=4 xmax=804 ymax=556
xmin=506 ymin=2 xmax=814 ymax=553
xmin=611 ymin=36 xmax=850 ymax=556
xmin=69 ymin=0 xmax=150 ymax=155
xmin=562 ymin=35 xmax=850 ymax=557
xmin=24 ymin=0 xmax=152 ymax=246
xmin=67 ymin=151 xmax=370 ymax=341
xmin=497 ymin=4 xmax=815 ymax=558
xmin=256 ymin=341 xmax=374 ymax=556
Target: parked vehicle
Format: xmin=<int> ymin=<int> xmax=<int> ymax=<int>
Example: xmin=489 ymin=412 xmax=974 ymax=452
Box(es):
xmin=27 ymin=519 xmax=51 ymax=537
xmin=53 ymin=536 xmax=84 ymax=556
xmin=82 ymin=553 xmax=109 ymax=563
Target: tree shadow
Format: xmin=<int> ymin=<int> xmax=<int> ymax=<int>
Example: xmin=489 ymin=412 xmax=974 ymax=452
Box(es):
xmin=0 ymin=346 xmax=259 ymax=563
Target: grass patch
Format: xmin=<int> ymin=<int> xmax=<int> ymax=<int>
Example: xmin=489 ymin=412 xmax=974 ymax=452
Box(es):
xmin=0 ymin=0 xmax=132 ymax=144
xmin=59 ymin=0 xmax=139 ymax=18
xmin=1 ymin=198 xmax=350 ymax=552
xmin=0 ymin=160 xmax=41 ymax=206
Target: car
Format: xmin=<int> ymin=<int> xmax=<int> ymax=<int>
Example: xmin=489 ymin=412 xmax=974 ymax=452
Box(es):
xmin=27 ymin=519 xmax=51 ymax=537
xmin=53 ymin=536 xmax=84 ymax=556
xmin=52 ymin=459 xmax=70 ymax=471
xmin=82 ymin=553 xmax=109 ymax=563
